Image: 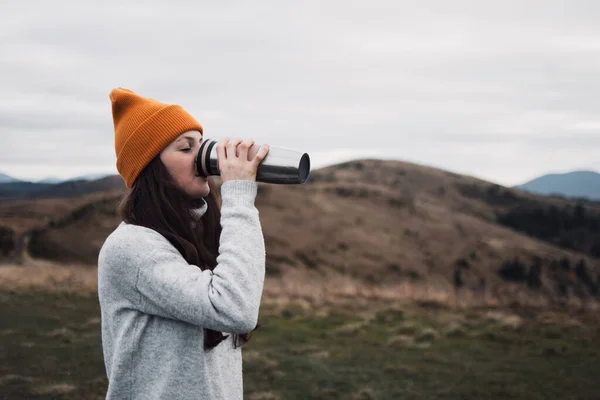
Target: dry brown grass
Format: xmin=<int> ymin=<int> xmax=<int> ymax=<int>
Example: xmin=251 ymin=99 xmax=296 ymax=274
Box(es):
xmin=1 ymin=259 xmax=598 ymax=316
xmin=0 ymin=260 xmax=97 ymax=296
xmin=261 ymin=268 xmax=600 ymax=315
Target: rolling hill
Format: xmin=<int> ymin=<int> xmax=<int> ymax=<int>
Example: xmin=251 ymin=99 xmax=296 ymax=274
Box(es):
xmin=1 ymin=160 xmax=599 ymax=305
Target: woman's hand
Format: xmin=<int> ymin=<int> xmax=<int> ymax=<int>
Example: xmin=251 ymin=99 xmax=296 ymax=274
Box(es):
xmin=216 ymin=138 xmax=270 ymax=183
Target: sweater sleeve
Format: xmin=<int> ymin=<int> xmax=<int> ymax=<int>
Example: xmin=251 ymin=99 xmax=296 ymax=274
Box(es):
xmin=133 ymin=180 xmax=266 ymax=333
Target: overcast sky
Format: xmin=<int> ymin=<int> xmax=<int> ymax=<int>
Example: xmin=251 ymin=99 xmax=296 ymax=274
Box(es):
xmin=1 ymin=0 xmax=599 ymax=186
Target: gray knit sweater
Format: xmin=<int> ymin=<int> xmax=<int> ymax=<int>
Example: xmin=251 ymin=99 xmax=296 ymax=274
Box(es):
xmin=97 ymin=180 xmax=265 ymax=400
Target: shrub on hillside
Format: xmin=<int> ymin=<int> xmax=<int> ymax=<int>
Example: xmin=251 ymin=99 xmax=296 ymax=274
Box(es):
xmin=575 ymin=259 xmax=598 ymax=296
xmin=0 ymin=225 xmax=15 ymax=257
xmin=526 ymin=256 xmax=542 ymax=289
xmin=497 ymin=202 xmax=600 ymax=259
xmin=498 ymin=257 xmax=528 ymax=283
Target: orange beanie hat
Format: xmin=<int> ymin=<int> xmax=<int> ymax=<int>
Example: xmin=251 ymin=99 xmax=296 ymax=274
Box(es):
xmin=110 ymin=88 xmax=203 ymax=188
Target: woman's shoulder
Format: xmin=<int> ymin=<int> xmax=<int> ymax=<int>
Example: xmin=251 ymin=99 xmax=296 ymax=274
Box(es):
xmin=99 ymin=222 xmax=171 ymax=263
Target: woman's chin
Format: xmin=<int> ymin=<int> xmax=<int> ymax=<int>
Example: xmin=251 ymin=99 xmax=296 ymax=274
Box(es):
xmin=188 ymin=180 xmax=210 ymax=198
xmin=187 ymin=190 xmax=210 ymax=199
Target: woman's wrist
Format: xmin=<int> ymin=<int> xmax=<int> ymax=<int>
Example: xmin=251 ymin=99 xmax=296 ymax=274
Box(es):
xmin=220 ymin=180 xmax=258 ymax=207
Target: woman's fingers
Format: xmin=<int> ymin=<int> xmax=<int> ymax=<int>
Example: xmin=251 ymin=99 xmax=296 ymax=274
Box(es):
xmin=238 ymin=138 xmax=255 ymax=161
xmin=226 ymin=138 xmax=243 ymax=158
xmin=217 ymin=138 xmax=269 ymax=182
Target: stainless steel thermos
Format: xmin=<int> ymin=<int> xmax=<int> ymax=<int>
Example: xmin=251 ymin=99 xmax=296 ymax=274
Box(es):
xmin=196 ymin=139 xmax=311 ymax=184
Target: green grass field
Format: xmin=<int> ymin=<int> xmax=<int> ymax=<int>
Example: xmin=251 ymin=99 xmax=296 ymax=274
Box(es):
xmin=1 ymin=290 xmax=599 ymax=399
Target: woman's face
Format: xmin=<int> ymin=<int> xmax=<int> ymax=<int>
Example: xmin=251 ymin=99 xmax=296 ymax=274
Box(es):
xmin=159 ymin=130 xmax=210 ymax=199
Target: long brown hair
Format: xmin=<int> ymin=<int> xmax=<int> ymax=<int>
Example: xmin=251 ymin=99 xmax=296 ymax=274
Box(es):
xmin=118 ymin=155 xmax=257 ymax=350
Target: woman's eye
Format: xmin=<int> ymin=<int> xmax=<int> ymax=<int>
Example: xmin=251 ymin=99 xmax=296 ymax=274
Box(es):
xmin=181 ymin=148 xmax=192 ymax=152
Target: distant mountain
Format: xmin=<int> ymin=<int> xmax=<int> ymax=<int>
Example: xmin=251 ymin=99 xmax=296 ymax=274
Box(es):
xmin=0 ymin=174 xmax=124 ymax=201
xmin=514 ymin=170 xmax=600 ymax=200
xmin=65 ymin=173 xmax=113 ymax=182
xmin=0 ymin=182 xmax=54 ymax=200
xmin=0 ymin=172 xmax=113 ymax=186
xmin=0 ymin=173 xmax=23 ymax=184
xmin=35 ymin=173 xmax=113 ymax=184
xmin=29 ymin=175 xmax=125 ymax=198
xmin=37 ymin=177 xmax=64 ymax=184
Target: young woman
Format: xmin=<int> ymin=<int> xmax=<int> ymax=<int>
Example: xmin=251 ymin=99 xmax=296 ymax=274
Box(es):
xmin=98 ymin=88 xmax=269 ymax=399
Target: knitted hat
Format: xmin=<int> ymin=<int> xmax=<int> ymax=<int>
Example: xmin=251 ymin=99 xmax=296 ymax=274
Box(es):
xmin=110 ymin=88 xmax=203 ymax=188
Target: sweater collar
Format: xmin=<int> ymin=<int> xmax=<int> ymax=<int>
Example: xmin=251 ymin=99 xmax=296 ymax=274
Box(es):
xmin=191 ymin=198 xmax=208 ymax=221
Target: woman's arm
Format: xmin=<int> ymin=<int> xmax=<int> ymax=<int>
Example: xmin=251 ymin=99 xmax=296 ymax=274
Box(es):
xmin=100 ymin=180 xmax=265 ymax=333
